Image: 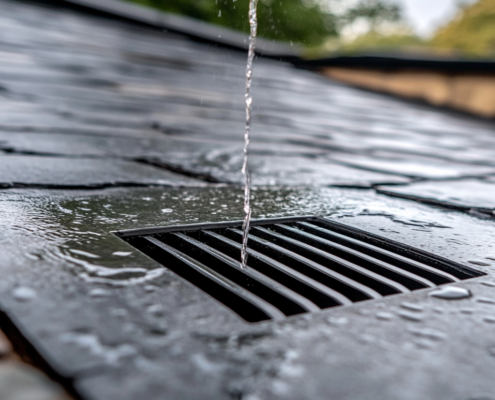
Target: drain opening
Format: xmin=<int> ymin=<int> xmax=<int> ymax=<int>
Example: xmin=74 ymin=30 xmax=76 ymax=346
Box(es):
xmin=115 ymin=216 xmax=484 ymax=323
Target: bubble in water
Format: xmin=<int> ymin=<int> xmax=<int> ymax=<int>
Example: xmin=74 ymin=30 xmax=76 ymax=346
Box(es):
xmin=12 ymin=286 xmax=36 ymax=302
xmin=429 ymin=286 xmax=471 ymax=300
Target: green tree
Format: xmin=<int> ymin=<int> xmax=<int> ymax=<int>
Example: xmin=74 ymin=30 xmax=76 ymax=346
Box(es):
xmin=431 ymin=0 xmax=495 ymax=57
xmin=336 ymin=29 xmax=424 ymax=54
xmin=124 ymin=0 xmax=401 ymax=47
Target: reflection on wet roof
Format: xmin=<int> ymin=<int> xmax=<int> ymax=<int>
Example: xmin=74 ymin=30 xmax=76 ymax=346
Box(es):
xmin=0 ymin=0 xmax=494 ymax=201
xmin=0 ymin=0 xmax=495 ymax=399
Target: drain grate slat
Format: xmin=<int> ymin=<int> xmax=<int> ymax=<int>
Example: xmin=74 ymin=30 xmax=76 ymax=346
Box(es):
xmin=308 ymin=219 xmax=472 ymax=280
xmin=200 ymin=230 xmax=353 ymax=307
xmin=199 ymin=230 xmax=347 ymax=308
xmin=270 ymin=224 xmax=435 ymax=290
xmin=251 ymin=226 xmax=410 ymax=296
xmin=223 ymin=228 xmax=379 ymax=302
xmin=176 ymin=232 xmax=320 ymax=314
xmin=294 ymin=221 xmax=461 ymax=284
xmin=159 ymin=232 xmax=310 ymax=317
xmin=143 ymin=236 xmax=284 ymax=322
xmin=117 ymin=216 xmax=484 ymax=323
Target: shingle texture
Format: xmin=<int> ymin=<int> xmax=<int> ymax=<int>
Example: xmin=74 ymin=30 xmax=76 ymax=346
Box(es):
xmin=0 ymin=1 xmax=495 ymax=400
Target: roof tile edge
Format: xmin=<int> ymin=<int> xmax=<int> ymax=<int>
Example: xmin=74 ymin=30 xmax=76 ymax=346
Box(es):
xmin=60 ymin=0 xmax=301 ymax=58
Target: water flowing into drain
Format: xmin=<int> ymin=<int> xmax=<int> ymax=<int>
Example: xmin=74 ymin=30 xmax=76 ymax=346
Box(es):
xmin=241 ymin=0 xmax=258 ymax=270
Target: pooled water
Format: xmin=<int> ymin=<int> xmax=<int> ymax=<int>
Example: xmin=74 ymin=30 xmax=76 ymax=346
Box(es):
xmin=429 ymin=286 xmax=471 ymax=300
xmin=241 ymin=0 xmax=259 ymax=270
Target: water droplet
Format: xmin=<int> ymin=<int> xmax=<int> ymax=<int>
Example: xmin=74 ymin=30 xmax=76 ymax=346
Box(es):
xmin=327 ymin=316 xmax=348 ymax=325
xmin=69 ymin=249 xmax=100 ymax=259
xmin=161 ymin=208 xmax=173 ymax=213
xmin=429 ymin=286 xmax=471 ymax=300
xmin=460 ymin=308 xmax=474 ymax=314
xmin=61 ymin=332 xmax=136 ymax=365
xmin=110 ymin=308 xmax=127 ymax=317
xmin=477 ymin=298 xmax=495 ymax=305
xmin=469 ymin=260 xmax=492 ymax=266
xmin=414 ymin=338 xmax=435 ymax=349
xmin=89 ymin=288 xmax=111 ymax=298
xmin=400 ymin=302 xmax=424 ymax=312
xmin=409 ymin=327 xmax=446 ymax=341
xmin=398 ymin=310 xmax=423 ymax=322
xmin=147 ymin=304 xmax=165 ymax=317
xmin=481 ymin=281 xmax=495 ymax=287
xmin=12 ymin=287 xmax=36 ymax=302
xmin=112 ymin=251 xmax=132 ymax=257
xmin=376 ymin=312 xmax=394 ymax=320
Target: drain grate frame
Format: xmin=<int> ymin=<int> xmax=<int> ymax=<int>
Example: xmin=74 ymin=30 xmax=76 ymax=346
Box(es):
xmin=115 ymin=216 xmax=484 ymax=323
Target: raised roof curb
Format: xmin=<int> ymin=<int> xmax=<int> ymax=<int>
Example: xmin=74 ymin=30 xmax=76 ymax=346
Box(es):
xmin=296 ymin=54 xmax=495 ymax=73
xmin=37 ymin=0 xmax=495 ymax=71
xmin=42 ymin=0 xmax=300 ymax=59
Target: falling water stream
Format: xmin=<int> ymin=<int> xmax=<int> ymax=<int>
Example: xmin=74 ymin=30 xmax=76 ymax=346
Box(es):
xmin=240 ymin=0 xmax=259 ymax=270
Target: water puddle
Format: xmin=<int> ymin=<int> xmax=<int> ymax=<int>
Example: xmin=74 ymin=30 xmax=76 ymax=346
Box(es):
xmin=429 ymin=286 xmax=471 ymax=300
xmin=241 ymin=0 xmax=259 ymax=270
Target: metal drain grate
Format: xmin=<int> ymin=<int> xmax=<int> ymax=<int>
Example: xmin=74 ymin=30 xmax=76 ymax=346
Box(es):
xmin=116 ymin=216 xmax=484 ymax=322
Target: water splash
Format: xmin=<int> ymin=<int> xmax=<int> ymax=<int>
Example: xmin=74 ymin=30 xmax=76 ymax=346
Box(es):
xmin=241 ymin=0 xmax=259 ymax=270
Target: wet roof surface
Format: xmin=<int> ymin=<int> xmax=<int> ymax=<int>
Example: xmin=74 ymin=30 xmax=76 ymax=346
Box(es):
xmin=1 ymin=0 xmax=495 ymax=399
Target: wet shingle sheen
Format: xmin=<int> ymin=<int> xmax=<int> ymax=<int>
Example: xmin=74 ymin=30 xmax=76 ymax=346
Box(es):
xmin=0 ymin=1 xmax=495 ymax=400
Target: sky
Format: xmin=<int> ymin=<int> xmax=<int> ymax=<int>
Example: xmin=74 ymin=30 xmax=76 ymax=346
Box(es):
xmin=394 ymin=0 xmax=476 ymax=37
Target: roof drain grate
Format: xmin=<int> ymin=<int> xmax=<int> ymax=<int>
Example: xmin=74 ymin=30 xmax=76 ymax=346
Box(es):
xmin=115 ymin=216 xmax=485 ymax=323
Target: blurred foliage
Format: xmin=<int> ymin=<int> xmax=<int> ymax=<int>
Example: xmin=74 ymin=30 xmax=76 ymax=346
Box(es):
xmin=431 ymin=0 xmax=495 ymax=57
xmin=336 ymin=29 xmax=424 ymax=54
xmin=124 ymin=0 xmax=401 ymax=46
